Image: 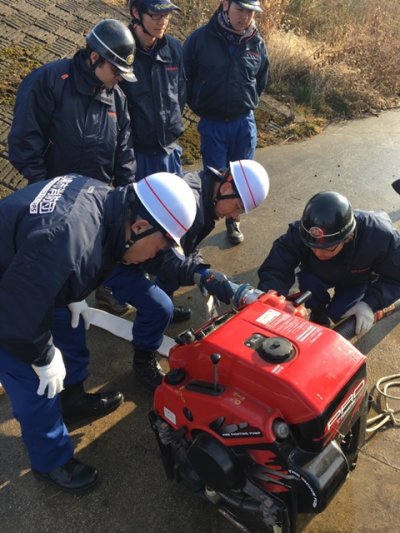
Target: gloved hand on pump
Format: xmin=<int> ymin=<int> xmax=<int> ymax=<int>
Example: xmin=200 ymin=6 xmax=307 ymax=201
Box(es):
xmin=342 ymin=301 xmax=375 ymax=336
xmin=194 ymin=268 xmax=235 ymax=305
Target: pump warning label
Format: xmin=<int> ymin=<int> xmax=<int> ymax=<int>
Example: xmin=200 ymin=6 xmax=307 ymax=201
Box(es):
xmin=256 ymin=309 xmax=324 ymax=344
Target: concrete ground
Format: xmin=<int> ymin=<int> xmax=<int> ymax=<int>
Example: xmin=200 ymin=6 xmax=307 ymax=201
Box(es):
xmin=1 ymin=110 xmax=400 ymax=532
xmin=1 ymin=1 xmax=399 ymax=531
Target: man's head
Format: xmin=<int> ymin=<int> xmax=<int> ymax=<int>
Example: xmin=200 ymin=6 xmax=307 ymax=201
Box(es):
xmin=86 ymin=19 xmax=136 ymax=88
xmin=122 ymin=173 xmax=196 ymax=264
xmin=221 ymin=0 xmax=262 ymax=32
xmin=300 ymin=191 xmax=356 ymax=261
xmin=128 ymin=0 xmax=180 ymax=41
xmin=209 ymin=160 xmax=270 ymax=220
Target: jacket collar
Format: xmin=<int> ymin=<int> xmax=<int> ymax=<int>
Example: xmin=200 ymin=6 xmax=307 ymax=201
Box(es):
xmin=132 ymin=30 xmax=172 ymax=63
xmin=72 ymin=50 xmax=115 ymax=106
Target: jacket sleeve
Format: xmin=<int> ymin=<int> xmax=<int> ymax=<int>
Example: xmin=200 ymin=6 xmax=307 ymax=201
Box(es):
xmin=113 ymin=95 xmax=136 ymax=186
xmin=145 ymin=246 xmax=209 ymax=290
xmin=257 ymin=224 xmax=302 ymax=295
xmin=361 ymin=216 xmax=400 ymax=311
xmin=8 ymin=69 xmax=56 ymax=183
xmin=182 ymin=34 xmax=196 ymax=109
xmin=256 ymin=42 xmax=270 ymax=96
xmin=178 ymin=46 xmax=187 ymax=115
xmin=0 ymin=227 xmax=74 ymax=366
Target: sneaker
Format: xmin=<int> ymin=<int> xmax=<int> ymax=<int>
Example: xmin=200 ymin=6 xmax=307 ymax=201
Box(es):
xmin=95 ymin=285 xmax=132 ymax=315
xmin=226 ymin=218 xmax=244 ymax=245
xmin=61 ymin=382 xmax=124 ymax=423
xmin=33 ymin=457 xmax=98 ymax=493
xmin=173 ymin=305 xmax=191 ymax=323
xmin=133 ymin=349 xmax=165 ymax=391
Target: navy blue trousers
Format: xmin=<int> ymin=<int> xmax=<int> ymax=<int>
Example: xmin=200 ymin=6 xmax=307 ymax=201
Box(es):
xmin=0 ymin=268 xmax=172 ymax=472
xmin=134 ymin=145 xmax=183 ymax=181
xmin=99 ymin=264 xmax=173 ymax=351
xmin=0 ymin=307 xmax=80 ymax=473
xmin=298 ymin=269 xmax=368 ymax=322
xmin=198 ymin=111 xmax=257 ymax=169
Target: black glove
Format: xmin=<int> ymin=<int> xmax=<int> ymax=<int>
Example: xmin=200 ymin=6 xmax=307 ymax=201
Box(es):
xmin=198 ymin=269 xmax=235 ymax=305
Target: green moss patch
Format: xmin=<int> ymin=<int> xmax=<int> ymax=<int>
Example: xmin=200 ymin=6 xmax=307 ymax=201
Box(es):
xmin=0 ymin=46 xmax=43 ymax=108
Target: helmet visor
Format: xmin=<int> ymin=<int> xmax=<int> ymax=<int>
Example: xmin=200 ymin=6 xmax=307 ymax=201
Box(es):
xmin=233 ymin=0 xmax=263 ymax=13
xmin=117 ymin=67 xmax=137 ymax=82
xmin=145 ymin=0 xmax=181 ymax=12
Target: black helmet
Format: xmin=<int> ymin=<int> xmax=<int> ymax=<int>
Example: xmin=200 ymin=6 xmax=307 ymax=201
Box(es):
xmin=128 ymin=0 xmax=181 ymax=16
xmin=232 ymin=0 xmax=263 ymax=13
xmin=86 ymin=19 xmax=136 ymax=82
xmin=300 ymin=191 xmax=356 ymax=248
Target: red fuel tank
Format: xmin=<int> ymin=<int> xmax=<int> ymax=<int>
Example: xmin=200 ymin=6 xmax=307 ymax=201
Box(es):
xmin=166 ymin=293 xmax=366 ymax=433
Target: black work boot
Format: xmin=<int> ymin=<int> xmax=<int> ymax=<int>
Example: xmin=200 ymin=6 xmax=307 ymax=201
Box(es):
xmin=133 ymin=349 xmax=164 ymax=391
xmin=33 ymin=457 xmax=98 ymax=493
xmin=226 ymin=217 xmax=244 ymax=245
xmin=173 ymin=305 xmax=192 ymax=323
xmin=95 ymin=285 xmax=132 ymax=315
xmin=61 ymin=382 xmax=124 ymax=424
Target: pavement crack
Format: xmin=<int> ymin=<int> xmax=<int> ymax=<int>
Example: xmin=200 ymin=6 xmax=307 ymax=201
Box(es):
xmin=360 ymin=449 xmax=400 ymax=472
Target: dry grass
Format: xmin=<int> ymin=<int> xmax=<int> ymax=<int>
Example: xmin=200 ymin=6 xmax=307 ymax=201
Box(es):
xmin=265 ymin=0 xmax=400 ymax=116
xmin=101 ymin=0 xmax=400 ymax=119
xmin=2 ymin=0 xmax=399 ymax=173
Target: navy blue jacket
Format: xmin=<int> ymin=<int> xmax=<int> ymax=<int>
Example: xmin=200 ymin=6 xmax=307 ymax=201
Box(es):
xmin=8 ymin=51 xmax=136 ymax=186
xmin=257 ymin=211 xmax=400 ymax=312
xmin=144 ymin=169 xmax=216 ymax=287
xmin=183 ymin=10 xmax=269 ymax=120
xmin=120 ymin=30 xmax=185 ymax=154
xmin=0 ymin=175 xmax=135 ymax=366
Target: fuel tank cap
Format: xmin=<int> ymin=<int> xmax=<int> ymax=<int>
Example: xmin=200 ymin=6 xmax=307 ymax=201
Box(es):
xmin=257 ymin=337 xmax=295 ymax=363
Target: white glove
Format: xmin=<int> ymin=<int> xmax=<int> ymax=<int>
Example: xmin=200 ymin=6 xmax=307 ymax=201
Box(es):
xmin=342 ymin=301 xmax=375 ymax=336
xmin=68 ymin=300 xmax=92 ymax=330
xmin=32 ymin=348 xmax=66 ymax=399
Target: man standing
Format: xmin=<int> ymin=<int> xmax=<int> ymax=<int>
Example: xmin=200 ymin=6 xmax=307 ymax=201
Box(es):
xmin=0 ymin=173 xmax=196 ymax=491
xmin=8 ymin=19 xmax=137 ymax=186
xmin=123 ymin=0 xmax=185 ymax=179
xmin=95 ymin=1 xmax=188 ymax=318
xmin=183 ymin=0 xmax=269 ymax=245
xmin=257 ymin=191 xmax=400 ymax=335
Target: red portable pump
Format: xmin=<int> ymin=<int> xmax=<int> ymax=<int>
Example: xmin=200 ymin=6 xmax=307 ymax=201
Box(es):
xmin=149 ymin=285 xmax=368 ymax=532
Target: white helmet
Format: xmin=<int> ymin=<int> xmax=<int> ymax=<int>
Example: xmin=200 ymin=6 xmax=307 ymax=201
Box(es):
xmin=230 ymin=160 xmax=270 ymax=213
xmin=133 ymin=173 xmax=196 ymax=245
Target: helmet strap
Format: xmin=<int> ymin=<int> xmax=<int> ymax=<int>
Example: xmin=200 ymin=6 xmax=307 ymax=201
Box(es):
xmin=124 ymin=226 xmax=160 ymax=249
xmin=212 ymin=181 xmax=240 ymax=208
xmin=131 ymin=10 xmax=157 ymax=40
xmin=89 ymin=54 xmax=108 ymax=89
xmin=222 ymin=1 xmax=234 ymax=24
xmin=88 ymin=50 xmax=105 ymax=72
